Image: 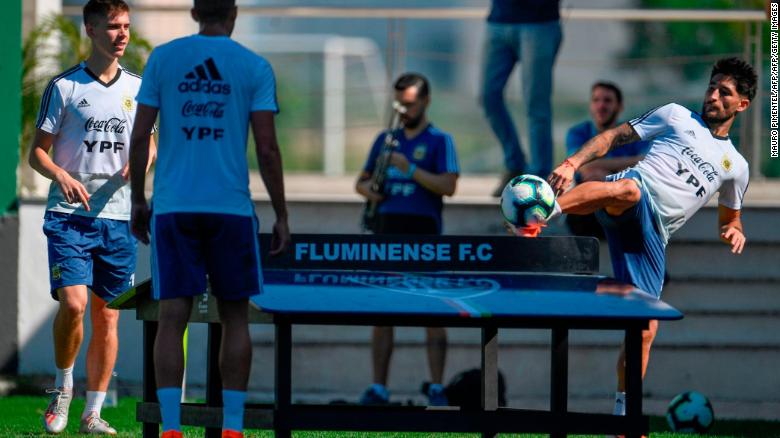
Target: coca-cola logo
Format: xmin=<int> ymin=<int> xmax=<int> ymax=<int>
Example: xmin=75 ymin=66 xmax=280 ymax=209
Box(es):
xmin=85 ymin=117 xmax=127 ymax=133
xmin=181 ymin=100 xmax=226 ymax=118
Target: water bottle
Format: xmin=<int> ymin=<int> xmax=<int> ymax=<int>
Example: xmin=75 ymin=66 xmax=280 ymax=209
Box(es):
xmin=105 ymin=371 xmax=118 ymax=408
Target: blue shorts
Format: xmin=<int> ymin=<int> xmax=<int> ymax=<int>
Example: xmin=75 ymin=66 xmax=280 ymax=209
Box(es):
xmin=595 ymin=170 xmax=666 ymax=298
xmin=43 ymin=211 xmax=137 ymax=301
xmin=151 ymin=212 xmax=263 ymax=300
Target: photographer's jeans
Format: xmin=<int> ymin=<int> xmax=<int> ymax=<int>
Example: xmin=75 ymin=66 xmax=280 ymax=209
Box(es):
xmin=481 ymin=20 xmax=562 ymax=177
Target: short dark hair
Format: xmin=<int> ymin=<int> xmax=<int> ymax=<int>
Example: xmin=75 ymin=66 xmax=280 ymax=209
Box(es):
xmin=83 ymin=0 xmax=129 ymax=25
xmin=591 ymin=81 xmax=623 ymax=104
xmin=711 ymin=57 xmax=757 ymax=101
xmin=394 ymin=72 xmax=430 ymax=99
xmin=193 ymin=0 xmax=236 ymax=24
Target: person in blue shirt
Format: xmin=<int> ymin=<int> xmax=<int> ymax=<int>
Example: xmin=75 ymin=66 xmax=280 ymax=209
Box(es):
xmin=129 ymin=1 xmax=290 ymax=437
xmin=355 ymin=73 xmax=460 ymax=406
xmin=481 ymin=0 xmax=562 ymax=196
xmin=565 ymin=82 xmax=649 ymax=237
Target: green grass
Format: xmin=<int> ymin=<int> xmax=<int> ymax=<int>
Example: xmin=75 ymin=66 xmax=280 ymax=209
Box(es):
xmin=1 ymin=396 xmax=778 ymax=437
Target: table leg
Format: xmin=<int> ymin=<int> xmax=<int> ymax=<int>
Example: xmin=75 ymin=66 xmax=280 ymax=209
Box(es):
xmin=625 ymin=326 xmax=643 ymax=438
xmin=143 ymin=321 xmax=158 ymax=438
xmin=550 ymin=328 xmax=569 ymax=438
xmin=274 ymin=321 xmax=292 ymax=438
xmin=481 ymin=326 xmax=498 ymax=438
xmin=205 ymin=323 xmax=223 ymax=438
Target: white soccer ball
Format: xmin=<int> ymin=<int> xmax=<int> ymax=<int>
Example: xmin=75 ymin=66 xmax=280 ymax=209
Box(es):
xmin=500 ymin=174 xmax=556 ymax=228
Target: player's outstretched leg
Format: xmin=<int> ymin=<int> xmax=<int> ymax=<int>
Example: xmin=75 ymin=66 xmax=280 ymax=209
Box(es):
xmin=558 ymin=179 xmax=641 ymax=217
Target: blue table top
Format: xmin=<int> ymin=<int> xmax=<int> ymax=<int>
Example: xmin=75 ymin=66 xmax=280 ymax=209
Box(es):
xmin=252 ymin=270 xmax=682 ymax=321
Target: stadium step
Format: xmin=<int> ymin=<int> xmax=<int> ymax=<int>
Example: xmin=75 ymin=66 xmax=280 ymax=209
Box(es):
xmin=661 ymin=279 xmax=780 ymax=314
xmin=242 ymin=336 xmax=780 ymax=419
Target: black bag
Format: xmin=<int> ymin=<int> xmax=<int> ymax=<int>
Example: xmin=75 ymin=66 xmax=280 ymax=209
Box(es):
xmin=422 ymin=367 xmax=507 ymax=409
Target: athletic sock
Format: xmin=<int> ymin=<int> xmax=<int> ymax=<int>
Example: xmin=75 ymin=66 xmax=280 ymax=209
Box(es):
xmin=157 ymin=387 xmax=183 ymax=432
xmin=222 ymin=390 xmax=247 ymax=432
xmin=547 ymin=200 xmax=562 ymax=221
xmin=613 ymin=391 xmax=626 ymax=416
xmin=55 ymin=365 xmax=74 ymax=390
xmin=82 ymin=391 xmax=106 ymax=419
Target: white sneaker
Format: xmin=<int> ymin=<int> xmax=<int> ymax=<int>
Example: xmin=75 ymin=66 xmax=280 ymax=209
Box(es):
xmin=79 ymin=413 xmax=117 ymax=435
xmin=42 ymin=387 xmax=72 ymax=434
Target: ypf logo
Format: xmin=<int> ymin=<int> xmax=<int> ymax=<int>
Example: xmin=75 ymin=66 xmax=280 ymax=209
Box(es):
xmin=178 ymin=58 xmax=231 ymax=95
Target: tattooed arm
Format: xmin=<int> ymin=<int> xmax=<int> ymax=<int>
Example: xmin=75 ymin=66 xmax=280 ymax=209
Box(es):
xmin=548 ymin=122 xmax=641 ymax=195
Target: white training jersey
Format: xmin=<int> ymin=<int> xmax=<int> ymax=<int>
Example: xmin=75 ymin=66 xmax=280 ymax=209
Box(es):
xmin=36 ymin=62 xmax=145 ymax=220
xmin=136 ymin=34 xmax=278 ymax=217
xmin=629 ymin=103 xmax=749 ymax=243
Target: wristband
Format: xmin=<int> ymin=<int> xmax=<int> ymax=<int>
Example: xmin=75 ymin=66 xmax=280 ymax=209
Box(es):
xmin=406 ymin=163 xmax=417 ymax=178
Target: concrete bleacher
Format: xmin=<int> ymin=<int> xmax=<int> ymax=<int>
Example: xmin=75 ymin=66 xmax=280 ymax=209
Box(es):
xmin=245 ymin=174 xmax=780 ymax=420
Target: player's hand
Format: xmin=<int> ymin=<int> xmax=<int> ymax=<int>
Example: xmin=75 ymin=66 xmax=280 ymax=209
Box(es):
xmin=269 ymin=219 xmax=291 ymax=256
xmin=54 ymin=170 xmax=91 ymax=212
xmin=388 ymin=152 xmax=410 ymax=173
xmin=720 ymin=225 xmax=746 ymax=254
xmin=547 ymin=160 xmax=577 ymax=196
xmin=357 ymin=179 xmax=384 ymax=203
xmin=130 ymin=200 xmax=151 ymax=245
xmin=121 ymin=163 xmax=130 ymax=181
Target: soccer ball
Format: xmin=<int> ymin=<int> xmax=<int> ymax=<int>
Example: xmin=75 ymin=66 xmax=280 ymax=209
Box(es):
xmin=666 ymin=391 xmax=715 ymax=433
xmin=500 ymin=174 xmax=556 ymax=228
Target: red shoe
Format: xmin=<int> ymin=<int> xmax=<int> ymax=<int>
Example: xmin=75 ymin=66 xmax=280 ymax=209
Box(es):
xmin=519 ymin=223 xmax=545 ymax=237
xmin=222 ymin=430 xmax=244 ymax=438
xmin=161 ymin=430 xmax=183 ymax=438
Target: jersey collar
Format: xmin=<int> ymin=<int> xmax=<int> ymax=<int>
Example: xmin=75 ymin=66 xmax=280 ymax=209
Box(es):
xmin=693 ymin=111 xmax=730 ymax=141
xmin=82 ymin=62 xmax=123 ymax=88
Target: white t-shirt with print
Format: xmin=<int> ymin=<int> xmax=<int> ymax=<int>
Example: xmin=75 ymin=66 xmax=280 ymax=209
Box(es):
xmin=37 ymin=62 xmax=144 ymax=220
xmin=629 ymin=103 xmax=749 ymax=243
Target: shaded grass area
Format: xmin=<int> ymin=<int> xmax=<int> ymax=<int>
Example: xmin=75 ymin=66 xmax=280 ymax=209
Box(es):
xmin=1 ymin=396 xmax=778 ymax=437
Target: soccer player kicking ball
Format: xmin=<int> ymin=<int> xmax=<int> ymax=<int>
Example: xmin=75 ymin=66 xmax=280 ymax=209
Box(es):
xmin=544 ymin=57 xmax=755 ymax=427
xmin=129 ymin=1 xmax=290 ymax=437
xmin=30 ymin=0 xmax=156 ymax=434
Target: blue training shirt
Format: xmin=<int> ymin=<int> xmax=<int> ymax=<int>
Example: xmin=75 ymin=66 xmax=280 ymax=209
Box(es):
xmin=136 ymin=34 xmax=278 ymax=217
xmin=363 ymin=124 xmax=459 ymax=231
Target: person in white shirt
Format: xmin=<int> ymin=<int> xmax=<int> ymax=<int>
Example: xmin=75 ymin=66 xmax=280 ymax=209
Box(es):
xmin=29 ymin=0 xmax=156 ymax=434
xmin=545 ymin=57 xmax=756 ymax=419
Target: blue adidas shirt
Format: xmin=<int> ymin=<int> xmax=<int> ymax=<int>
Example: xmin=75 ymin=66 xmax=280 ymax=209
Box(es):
xmin=136 ymin=34 xmax=278 ymax=216
xmin=363 ymin=124 xmax=459 ymax=231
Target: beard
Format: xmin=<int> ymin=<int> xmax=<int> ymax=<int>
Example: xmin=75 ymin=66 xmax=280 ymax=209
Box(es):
xmin=701 ymin=104 xmax=732 ymax=124
xmin=402 ymin=114 xmax=424 ymax=130
xmin=596 ymin=111 xmax=619 ymax=129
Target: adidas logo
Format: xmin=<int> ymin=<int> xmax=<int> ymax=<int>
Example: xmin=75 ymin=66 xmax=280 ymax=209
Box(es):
xmin=684 ymin=130 xmax=696 ymax=139
xmin=77 ymin=98 xmax=90 ymax=108
xmin=178 ymin=58 xmax=231 ymax=95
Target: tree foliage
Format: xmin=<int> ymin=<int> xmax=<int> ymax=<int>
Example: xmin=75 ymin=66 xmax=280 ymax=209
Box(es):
xmin=624 ymin=0 xmax=765 ymax=81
